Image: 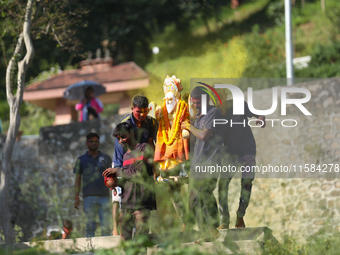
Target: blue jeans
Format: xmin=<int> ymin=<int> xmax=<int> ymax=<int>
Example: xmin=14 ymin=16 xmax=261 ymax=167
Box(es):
xmin=83 ymin=196 xmax=111 ymax=237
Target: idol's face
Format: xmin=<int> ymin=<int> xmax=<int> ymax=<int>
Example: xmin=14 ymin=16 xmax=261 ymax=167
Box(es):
xmin=164 ymin=92 xmax=178 ymax=114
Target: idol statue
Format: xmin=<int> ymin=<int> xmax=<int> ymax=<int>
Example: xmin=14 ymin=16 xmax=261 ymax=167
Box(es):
xmin=154 ymin=75 xmax=190 ymax=231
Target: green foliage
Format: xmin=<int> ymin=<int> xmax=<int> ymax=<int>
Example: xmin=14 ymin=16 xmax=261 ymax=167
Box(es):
xmin=2 ymin=103 xmax=55 ymax=135
xmin=262 ymin=232 xmax=340 ymax=255
xmin=309 ymin=42 xmax=340 ymax=66
xmin=144 ymin=38 xmax=248 ymax=103
xmin=18 ymin=103 xmax=55 ymax=135
xmin=326 ymin=2 xmax=340 ymax=40
xmin=150 ymin=0 xmax=270 ymax=64
xmin=1 ymin=0 xmax=339 ymax=134
xmin=18 ymin=171 xmax=88 ymax=241
xmin=266 ymin=0 xmax=284 ymax=26
xmin=78 ymin=0 xmax=188 ymax=62
xmin=0 ymin=0 xmax=85 ymax=104
xmin=96 ymin=236 xmax=209 ymax=255
xmin=0 ymin=101 xmax=10 ymax=121
xmin=0 ymin=224 xmax=23 ymax=244
xmin=296 ymin=42 xmax=340 ymax=78
xmin=292 ymin=1 xmax=319 ymax=26
xmin=101 ymin=104 xmax=120 ymax=117
xmin=0 ymin=246 xmax=48 ymax=255
xmin=149 ymin=0 xmax=340 ymax=84
xmin=242 ymin=25 xmax=286 ymax=79
xmin=28 ymin=64 xmax=63 ymax=84
xmin=262 ymin=236 xmax=305 ymax=255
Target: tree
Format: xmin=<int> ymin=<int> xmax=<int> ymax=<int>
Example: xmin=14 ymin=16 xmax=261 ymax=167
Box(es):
xmin=1 ymin=0 xmax=35 ymax=243
xmin=0 ymin=0 xmax=84 ymax=243
xmin=77 ymin=0 xmax=200 ymax=64
xmin=0 ymin=0 xmax=85 ymax=123
xmin=77 ymin=1 xmax=175 ymax=61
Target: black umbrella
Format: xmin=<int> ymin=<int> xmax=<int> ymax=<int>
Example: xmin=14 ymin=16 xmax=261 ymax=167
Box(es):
xmin=63 ymin=80 xmax=106 ymax=100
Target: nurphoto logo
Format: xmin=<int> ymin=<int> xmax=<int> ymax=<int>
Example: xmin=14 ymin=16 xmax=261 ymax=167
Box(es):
xmin=196 ymin=83 xmax=312 ymax=128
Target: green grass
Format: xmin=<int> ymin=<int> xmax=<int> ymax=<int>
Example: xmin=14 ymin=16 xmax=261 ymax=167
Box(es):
xmin=189 ymin=0 xmax=270 ymax=36
xmin=143 ymin=0 xmax=340 ymax=103
xmin=145 ymin=38 xmax=248 ymax=104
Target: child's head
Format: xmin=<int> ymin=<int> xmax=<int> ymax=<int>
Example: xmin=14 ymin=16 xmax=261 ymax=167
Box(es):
xmin=62 ymin=220 xmax=73 ymax=239
xmin=112 ymin=122 xmax=135 ymax=148
xmin=104 ymin=175 xmax=117 ymax=190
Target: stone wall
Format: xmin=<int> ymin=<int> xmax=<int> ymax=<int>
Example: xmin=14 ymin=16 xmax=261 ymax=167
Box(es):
xmin=1 ymin=78 xmax=340 ymax=242
xmin=225 ymin=78 xmax=340 ymax=240
xmin=0 ymin=116 xmax=118 ymax=241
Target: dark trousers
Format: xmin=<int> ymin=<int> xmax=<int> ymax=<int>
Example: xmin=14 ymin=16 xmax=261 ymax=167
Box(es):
xmin=218 ymin=154 xmax=255 ymax=227
xmin=189 ymin=178 xmax=219 ymax=235
xmin=120 ymin=209 xmax=151 ymax=241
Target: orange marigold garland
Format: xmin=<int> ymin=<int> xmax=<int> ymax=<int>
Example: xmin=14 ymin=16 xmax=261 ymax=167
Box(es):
xmin=161 ymin=100 xmax=187 ymax=146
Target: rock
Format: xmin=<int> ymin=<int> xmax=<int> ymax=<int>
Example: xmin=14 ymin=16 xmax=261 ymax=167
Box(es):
xmin=318 ymin=199 xmax=327 ymax=207
xmin=69 ymin=141 xmax=79 ymax=151
xmin=289 ymin=154 xmax=297 ymax=161
xmin=282 ymin=139 xmax=291 ymax=145
xmin=335 ymin=181 xmax=340 ymax=188
xmin=323 ymin=132 xmax=335 ymax=140
xmin=328 ymin=200 xmax=335 ymax=207
xmin=309 ymin=184 xmax=320 ymax=192
xmin=333 ymin=116 xmax=340 ymax=123
xmin=61 ymin=133 xmax=74 ymax=139
xmin=330 ymin=190 xmax=340 ymax=197
xmin=79 ymin=129 xmax=87 ymax=135
xmin=48 ymin=133 xmax=56 ymax=138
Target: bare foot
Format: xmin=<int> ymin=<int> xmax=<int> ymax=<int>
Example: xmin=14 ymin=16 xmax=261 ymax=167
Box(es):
xmin=181 ymin=223 xmax=186 ymax=232
xmin=112 ymin=230 xmax=119 ymax=236
xmin=235 ymin=216 xmax=245 ymax=228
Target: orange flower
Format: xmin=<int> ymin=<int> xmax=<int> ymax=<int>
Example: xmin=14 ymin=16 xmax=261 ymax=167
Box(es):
xmin=161 ymin=100 xmax=187 ymax=146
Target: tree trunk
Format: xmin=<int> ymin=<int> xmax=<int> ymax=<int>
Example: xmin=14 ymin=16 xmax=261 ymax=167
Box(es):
xmin=0 ymin=0 xmax=35 ymax=244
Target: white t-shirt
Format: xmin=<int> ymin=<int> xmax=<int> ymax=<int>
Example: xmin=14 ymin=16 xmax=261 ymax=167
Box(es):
xmin=112 ymin=186 xmax=121 ymax=203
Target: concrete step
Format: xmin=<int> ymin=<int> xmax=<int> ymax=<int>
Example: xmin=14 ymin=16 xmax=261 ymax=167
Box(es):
xmin=0 ymin=227 xmax=278 ymax=254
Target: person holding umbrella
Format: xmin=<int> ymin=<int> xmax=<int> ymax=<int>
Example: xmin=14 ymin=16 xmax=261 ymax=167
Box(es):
xmin=75 ymin=87 xmax=104 ymax=121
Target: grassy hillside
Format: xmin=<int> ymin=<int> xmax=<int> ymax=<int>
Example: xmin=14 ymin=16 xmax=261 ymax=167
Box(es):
xmin=142 ymin=0 xmax=340 ymax=103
